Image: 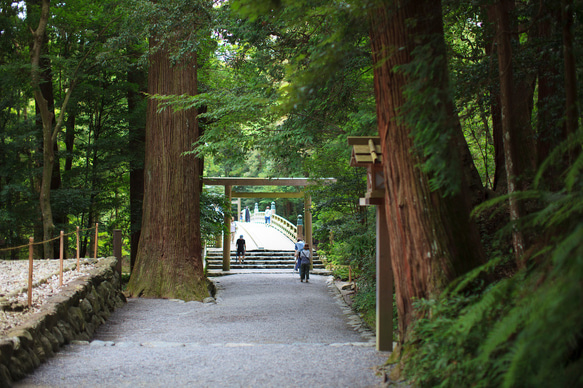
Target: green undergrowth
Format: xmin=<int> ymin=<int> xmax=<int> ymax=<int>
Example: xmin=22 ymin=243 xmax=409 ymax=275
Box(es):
xmin=403 ymin=133 xmax=583 ymax=387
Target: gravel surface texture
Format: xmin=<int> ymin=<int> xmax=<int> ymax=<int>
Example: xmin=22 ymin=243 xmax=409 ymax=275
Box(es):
xmin=0 ymin=259 xmax=97 ymax=335
xmin=15 ymin=273 xmax=390 ymax=387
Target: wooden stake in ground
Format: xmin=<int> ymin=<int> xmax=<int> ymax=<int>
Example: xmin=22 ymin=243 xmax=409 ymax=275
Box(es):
xmin=76 ymin=226 xmax=80 ymax=271
xmin=59 ymin=230 xmax=64 ymax=286
xmin=94 ymin=223 xmax=99 ymax=259
xmin=28 ymin=237 xmax=33 ymax=307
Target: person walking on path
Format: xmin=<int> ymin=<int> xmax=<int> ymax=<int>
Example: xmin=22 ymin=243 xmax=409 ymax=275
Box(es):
xmin=245 ymin=206 xmax=251 ymax=222
xmin=264 ymin=206 xmax=271 ymax=225
xmin=299 ymin=243 xmax=311 ymax=282
xmin=294 ymin=238 xmax=304 ymax=272
xmin=236 ymin=235 xmax=246 ymax=264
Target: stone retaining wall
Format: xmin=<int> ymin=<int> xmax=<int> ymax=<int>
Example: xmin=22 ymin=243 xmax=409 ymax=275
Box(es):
xmin=0 ymin=257 xmax=126 ymax=387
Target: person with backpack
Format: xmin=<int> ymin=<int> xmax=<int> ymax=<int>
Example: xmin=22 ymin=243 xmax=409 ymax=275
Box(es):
xmin=294 ymin=238 xmax=304 ymax=272
xmin=298 ymin=243 xmax=311 ymax=283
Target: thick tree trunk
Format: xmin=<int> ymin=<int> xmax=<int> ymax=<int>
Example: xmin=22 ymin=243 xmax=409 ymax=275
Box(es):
xmin=128 ymin=64 xmax=147 ymax=270
xmin=534 ymin=2 xmax=567 ymax=189
xmin=491 ymin=92 xmax=507 ymax=193
xmin=128 ymin=38 xmax=206 ymax=300
xmin=369 ymin=0 xmax=486 ymax=342
xmin=492 ymin=0 xmax=530 ymax=263
xmin=483 ymin=11 xmax=507 ymax=194
xmin=30 ymin=0 xmax=55 ymax=258
xmin=127 ymin=62 xmax=147 ymax=273
xmin=561 ymin=0 xmax=578 ymax=138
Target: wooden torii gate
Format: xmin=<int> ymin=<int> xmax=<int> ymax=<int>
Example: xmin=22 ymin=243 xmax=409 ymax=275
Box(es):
xmin=202 ymin=177 xmax=325 ymax=272
xmin=348 ymin=136 xmax=393 ymax=352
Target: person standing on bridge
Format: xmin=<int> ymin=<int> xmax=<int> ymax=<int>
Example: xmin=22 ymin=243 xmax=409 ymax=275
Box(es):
xmin=299 ymin=243 xmax=311 ymax=283
xmin=245 ymin=206 xmax=251 ymax=222
xmin=236 ymin=235 xmax=246 ymax=264
xmin=264 ymin=206 xmax=271 ymax=225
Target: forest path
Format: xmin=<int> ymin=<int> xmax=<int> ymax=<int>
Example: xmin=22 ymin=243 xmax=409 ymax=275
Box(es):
xmin=15 ymin=274 xmax=388 ymax=387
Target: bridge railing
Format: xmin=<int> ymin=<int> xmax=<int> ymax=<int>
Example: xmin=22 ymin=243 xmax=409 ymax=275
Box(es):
xmin=251 ymin=212 xmax=296 ymax=242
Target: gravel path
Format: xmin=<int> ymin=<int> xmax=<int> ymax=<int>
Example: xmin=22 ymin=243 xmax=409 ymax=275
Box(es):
xmin=14 ymin=273 xmax=390 ymax=387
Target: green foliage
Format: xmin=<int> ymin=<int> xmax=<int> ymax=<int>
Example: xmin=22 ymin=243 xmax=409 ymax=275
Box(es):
xmin=398 ymin=31 xmax=462 ymax=196
xmin=200 ymin=188 xmax=231 ymax=242
xmin=403 ymin=130 xmax=583 ymax=387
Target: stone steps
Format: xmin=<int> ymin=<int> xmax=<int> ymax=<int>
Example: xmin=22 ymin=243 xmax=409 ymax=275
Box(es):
xmin=205 ymin=249 xmax=325 ymax=270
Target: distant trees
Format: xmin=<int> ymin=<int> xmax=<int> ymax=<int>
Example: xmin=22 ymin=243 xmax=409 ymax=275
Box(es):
xmin=0 ymin=0 xmax=129 ymax=259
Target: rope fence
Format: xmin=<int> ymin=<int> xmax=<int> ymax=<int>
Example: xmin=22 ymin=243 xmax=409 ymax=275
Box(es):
xmin=1 ymin=223 xmax=100 ymax=308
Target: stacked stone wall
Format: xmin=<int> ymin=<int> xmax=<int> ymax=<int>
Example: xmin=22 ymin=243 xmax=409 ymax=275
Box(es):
xmin=0 ymin=257 xmax=126 ymax=386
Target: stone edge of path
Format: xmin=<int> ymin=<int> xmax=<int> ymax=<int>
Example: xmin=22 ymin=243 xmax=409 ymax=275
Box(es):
xmin=326 ymin=277 xmax=376 ymax=345
xmin=0 ymin=257 xmax=126 ymax=387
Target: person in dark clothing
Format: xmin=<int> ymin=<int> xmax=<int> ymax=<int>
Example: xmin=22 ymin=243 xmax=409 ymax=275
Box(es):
xmin=245 ymin=206 xmax=251 ymax=222
xmin=298 ymin=243 xmax=311 ymax=283
xmin=236 ymin=235 xmax=246 ymax=264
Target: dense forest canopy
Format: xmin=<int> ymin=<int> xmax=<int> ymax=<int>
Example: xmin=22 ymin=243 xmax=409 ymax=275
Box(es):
xmin=0 ymin=0 xmax=581 ymax=386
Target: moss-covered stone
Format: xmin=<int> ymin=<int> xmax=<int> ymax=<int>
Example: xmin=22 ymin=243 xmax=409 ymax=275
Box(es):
xmin=79 ymin=298 xmax=94 ymax=318
xmin=7 ymin=330 xmax=33 ymax=350
xmin=51 ymin=326 xmax=64 ymax=347
xmin=0 ymin=363 xmax=12 ymax=387
xmin=0 ymin=339 xmax=14 ymax=365
xmin=9 ymin=355 xmax=24 ymax=381
xmin=56 ymin=321 xmax=73 ymax=344
xmin=67 ymin=306 xmax=85 ymax=333
xmin=42 ymin=329 xmax=59 ymax=353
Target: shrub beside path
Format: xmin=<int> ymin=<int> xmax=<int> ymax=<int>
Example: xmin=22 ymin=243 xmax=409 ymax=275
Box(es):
xmin=15 ymin=273 xmax=390 ymax=387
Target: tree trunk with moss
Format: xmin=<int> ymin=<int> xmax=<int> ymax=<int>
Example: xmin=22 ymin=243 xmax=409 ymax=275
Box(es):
xmin=369 ymin=0 xmax=486 ymax=343
xmin=128 ymin=37 xmax=207 ymax=301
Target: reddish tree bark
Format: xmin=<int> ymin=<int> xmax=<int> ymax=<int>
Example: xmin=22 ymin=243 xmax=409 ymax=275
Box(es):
xmin=369 ymin=0 xmax=486 ymax=341
xmin=128 ymin=36 xmax=207 ymax=300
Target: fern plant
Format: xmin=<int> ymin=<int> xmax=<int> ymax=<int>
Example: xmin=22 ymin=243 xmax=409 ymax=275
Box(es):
xmin=403 ymin=129 xmax=583 ymax=387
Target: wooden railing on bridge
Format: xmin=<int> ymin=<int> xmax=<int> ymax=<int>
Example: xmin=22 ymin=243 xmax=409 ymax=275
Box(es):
xmin=251 ymin=212 xmax=296 ymax=243
xmin=205 ymin=213 xmax=298 ymax=249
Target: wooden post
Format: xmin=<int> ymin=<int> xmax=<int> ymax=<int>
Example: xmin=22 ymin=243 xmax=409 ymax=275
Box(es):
xmin=348 ymin=138 xmax=391 ymax=351
xmin=59 ymin=230 xmax=64 ymax=286
xmin=76 ymin=226 xmax=80 ymax=271
xmin=223 ymin=185 xmax=232 ymax=271
xmin=376 ymin=205 xmax=393 ymax=351
xmin=113 ymin=229 xmax=122 ymax=289
xmin=28 ymin=237 xmax=33 ymax=307
xmin=94 ymin=222 xmax=99 ymax=259
xmin=236 ymin=198 xmax=241 ymax=222
xmin=304 ymin=193 xmax=313 ymax=268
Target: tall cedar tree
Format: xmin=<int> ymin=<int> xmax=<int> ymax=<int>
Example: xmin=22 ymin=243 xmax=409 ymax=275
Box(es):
xmin=128 ymin=35 xmax=207 ymax=300
xmin=368 ymin=0 xmax=486 ymax=342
